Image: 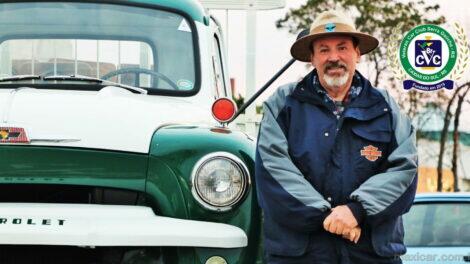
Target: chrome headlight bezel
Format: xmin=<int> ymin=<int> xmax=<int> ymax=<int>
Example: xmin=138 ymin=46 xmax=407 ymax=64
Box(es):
xmin=190 ymin=152 xmax=251 ymax=212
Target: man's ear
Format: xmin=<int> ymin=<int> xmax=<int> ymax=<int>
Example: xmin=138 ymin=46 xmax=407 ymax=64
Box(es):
xmin=310 ymin=52 xmax=316 ymax=65
xmin=355 ymin=47 xmax=361 ymax=63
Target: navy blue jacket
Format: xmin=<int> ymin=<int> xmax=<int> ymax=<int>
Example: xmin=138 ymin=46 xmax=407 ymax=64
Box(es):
xmin=255 ymin=70 xmax=418 ymax=258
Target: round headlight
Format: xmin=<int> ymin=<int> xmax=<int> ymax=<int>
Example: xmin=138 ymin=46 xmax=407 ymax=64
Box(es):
xmin=191 ymin=152 xmax=250 ymax=211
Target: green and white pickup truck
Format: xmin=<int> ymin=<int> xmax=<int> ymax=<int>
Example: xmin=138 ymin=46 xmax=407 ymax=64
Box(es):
xmin=0 ymin=1 xmax=262 ymax=263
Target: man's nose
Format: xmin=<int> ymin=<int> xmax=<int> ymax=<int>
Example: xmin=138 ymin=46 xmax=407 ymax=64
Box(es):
xmin=327 ymin=50 xmax=340 ymax=61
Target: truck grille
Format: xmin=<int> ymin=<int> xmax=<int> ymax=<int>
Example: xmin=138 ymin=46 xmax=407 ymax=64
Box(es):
xmin=0 ymin=246 xmax=164 ymax=264
xmin=0 ymin=184 xmax=144 ymax=205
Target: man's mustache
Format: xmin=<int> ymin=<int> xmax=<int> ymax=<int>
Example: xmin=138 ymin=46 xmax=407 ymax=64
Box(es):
xmin=324 ymin=61 xmax=348 ymax=73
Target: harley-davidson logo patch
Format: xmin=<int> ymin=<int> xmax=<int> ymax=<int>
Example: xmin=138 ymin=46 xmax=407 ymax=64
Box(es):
xmin=360 ymin=145 xmax=382 ymax=161
xmin=0 ymin=127 xmax=29 ymax=143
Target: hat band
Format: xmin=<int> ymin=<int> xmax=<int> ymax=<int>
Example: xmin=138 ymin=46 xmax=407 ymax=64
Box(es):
xmin=310 ymin=22 xmax=356 ymax=35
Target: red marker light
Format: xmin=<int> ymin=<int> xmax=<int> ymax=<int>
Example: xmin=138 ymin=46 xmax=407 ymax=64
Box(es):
xmin=212 ymin=98 xmax=237 ymax=123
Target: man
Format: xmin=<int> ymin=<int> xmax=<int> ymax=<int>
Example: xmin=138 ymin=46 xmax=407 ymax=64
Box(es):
xmin=255 ymin=10 xmax=418 ymax=264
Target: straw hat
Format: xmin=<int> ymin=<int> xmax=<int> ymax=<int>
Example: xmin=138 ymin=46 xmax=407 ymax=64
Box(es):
xmin=290 ymin=10 xmax=379 ymax=62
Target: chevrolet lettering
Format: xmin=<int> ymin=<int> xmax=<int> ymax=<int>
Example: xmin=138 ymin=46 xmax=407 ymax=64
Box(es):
xmin=0 ymin=218 xmax=65 ymax=226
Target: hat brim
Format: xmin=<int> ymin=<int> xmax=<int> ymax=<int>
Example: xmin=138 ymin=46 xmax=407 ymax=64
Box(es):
xmin=290 ymin=32 xmax=379 ymax=62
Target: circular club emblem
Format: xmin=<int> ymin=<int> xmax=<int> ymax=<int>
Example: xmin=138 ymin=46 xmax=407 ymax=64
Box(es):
xmin=399 ymin=24 xmax=457 ymax=83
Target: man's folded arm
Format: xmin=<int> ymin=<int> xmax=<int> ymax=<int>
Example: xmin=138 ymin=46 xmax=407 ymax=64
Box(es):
xmin=348 ymin=90 xmax=418 ymax=224
xmin=255 ymin=85 xmax=331 ymax=232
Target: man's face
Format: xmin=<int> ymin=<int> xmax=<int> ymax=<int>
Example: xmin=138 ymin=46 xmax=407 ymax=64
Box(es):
xmin=310 ymin=36 xmax=360 ymax=89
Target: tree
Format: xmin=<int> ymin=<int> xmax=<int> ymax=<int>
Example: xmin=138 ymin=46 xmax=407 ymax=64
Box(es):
xmin=436 ymin=83 xmax=470 ymax=192
xmin=436 ymin=83 xmax=466 ymax=191
xmin=451 ymin=87 xmax=469 ymax=192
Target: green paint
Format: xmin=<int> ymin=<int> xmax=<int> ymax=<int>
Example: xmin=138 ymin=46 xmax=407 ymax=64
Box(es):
xmin=126 ymin=0 xmax=207 ymax=24
xmin=150 ymin=125 xmax=263 ymax=263
xmin=0 ymin=125 xmax=263 ymax=263
xmin=146 ymin=156 xmax=189 ymax=218
xmin=0 ymin=145 xmax=147 ymax=191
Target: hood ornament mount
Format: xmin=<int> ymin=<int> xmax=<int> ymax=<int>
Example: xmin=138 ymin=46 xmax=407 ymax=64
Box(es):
xmin=0 ymin=126 xmax=30 ymax=143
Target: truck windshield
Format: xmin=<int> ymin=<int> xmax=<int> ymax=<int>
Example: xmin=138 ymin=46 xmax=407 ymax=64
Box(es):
xmin=0 ymin=2 xmax=198 ymax=94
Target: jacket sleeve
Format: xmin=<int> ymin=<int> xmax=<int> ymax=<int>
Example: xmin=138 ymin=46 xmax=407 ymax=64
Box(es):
xmin=349 ymin=89 xmax=418 ymax=224
xmin=255 ymin=84 xmax=331 ymax=232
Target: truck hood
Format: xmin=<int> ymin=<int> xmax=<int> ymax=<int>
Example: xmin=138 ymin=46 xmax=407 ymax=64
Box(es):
xmin=0 ymin=86 xmax=212 ymax=153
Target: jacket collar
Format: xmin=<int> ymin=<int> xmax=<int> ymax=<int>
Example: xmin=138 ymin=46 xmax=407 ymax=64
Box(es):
xmin=291 ymin=69 xmax=389 ymax=121
xmin=290 ymin=70 xmax=325 ymax=107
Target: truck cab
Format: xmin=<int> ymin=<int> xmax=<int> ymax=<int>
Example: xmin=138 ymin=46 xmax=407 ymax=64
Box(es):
xmin=0 ymin=1 xmax=261 ymax=263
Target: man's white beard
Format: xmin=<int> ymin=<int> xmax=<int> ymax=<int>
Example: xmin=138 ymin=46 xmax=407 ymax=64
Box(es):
xmin=324 ymin=72 xmax=349 ymax=87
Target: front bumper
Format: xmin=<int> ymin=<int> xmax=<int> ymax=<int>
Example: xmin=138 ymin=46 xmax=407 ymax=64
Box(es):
xmin=0 ymin=203 xmax=247 ymax=248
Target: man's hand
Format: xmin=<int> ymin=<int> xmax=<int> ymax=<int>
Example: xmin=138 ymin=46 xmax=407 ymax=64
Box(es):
xmin=342 ymin=226 xmax=361 ymax=243
xmin=323 ymin=205 xmax=359 ymax=236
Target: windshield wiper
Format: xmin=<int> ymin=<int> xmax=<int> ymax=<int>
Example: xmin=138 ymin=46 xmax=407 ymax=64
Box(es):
xmin=43 ymin=75 xmax=103 ymax=83
xmin=0 ymin=75 xmax=41 ymax=82
xmin=43 ymin=75 xmax=147 ymax=94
